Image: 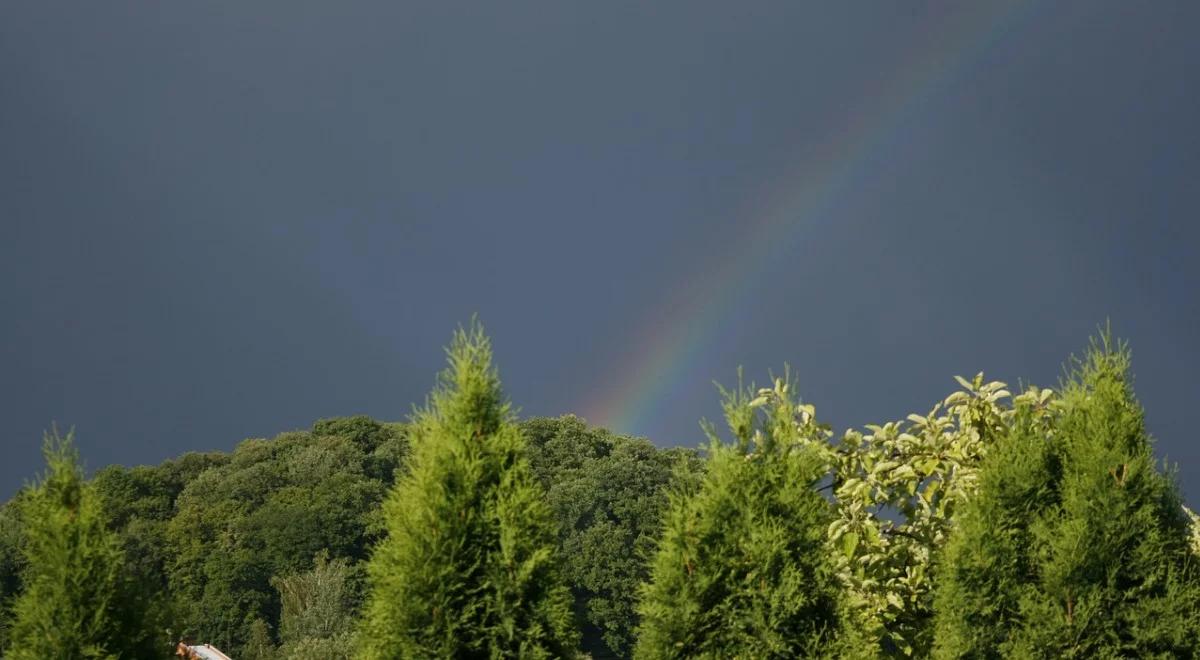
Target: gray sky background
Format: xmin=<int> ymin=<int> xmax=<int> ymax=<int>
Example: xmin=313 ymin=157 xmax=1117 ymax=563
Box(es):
xmin=2 ymin=1 xmax=1198 ymax=502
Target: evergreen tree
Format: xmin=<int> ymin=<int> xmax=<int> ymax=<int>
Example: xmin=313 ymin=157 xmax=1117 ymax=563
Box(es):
xmin=635 ymin=375 xmax=843 ymax=659
xmin=357 ymin=322 xmax=578 ymax=658
xmin=7 ymin=429 xmax=166 ymax=659
xmin=932 ymin=334 xmax=1200 ymax=658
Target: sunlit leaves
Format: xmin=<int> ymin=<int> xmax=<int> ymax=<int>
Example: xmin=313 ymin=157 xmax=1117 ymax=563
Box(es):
xmin=7 ymin=431 xmax=165 ymax=659
xmin=786 ymin=373 xmax=1058 ymax=657
xmin=357 ymin=322 xmax=578 ymax=659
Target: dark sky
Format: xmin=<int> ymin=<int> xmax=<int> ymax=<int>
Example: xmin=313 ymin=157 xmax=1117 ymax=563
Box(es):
xmin=2 ymin=1 xmax=1198 ymax=502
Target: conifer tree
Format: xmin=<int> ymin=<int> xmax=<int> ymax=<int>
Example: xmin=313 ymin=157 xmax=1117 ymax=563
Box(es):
xmin=635 ymin=374 xmax=843 ymax=659
xmin=7 ymin=429 xmax=166 ymax=659
xmin=932 ymin=334 xmax=1200 ymax=658
xmin=357 ymin=322 xmax=578 ymax=658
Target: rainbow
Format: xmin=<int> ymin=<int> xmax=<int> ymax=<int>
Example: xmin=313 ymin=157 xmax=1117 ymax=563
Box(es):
xmin=580 ymin=0 xmax=1043 ymax=437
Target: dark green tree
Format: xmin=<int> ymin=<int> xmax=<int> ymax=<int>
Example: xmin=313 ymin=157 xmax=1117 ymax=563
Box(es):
xmin=358 ymin=322 xmax=578 ymax=658
xmin=164 ymin=417 xmax=407 ymax=654
xmin=635 ymin=376 xmax=843 ymax=659
xmin=522 ymin=416 xmax=703 ymax=658
xmin=932 ymin=334 xmax=1200 ymax=658
xmin=0 ymin=494 xmax=28 ymax=651
xmin=7 ymin=430 xmax=167 ymax=659
xmin=91 ymin=450 xmax=229 ymax=653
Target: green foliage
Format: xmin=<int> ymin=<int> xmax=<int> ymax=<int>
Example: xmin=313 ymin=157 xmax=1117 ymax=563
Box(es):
xmin=523 ymin=415 xmax=703 ymax=658
xmin=3 ymin=411 xmax=688 ymax=659
xmin=635 ymin=374 xmax=842 ymax=659
xmin=0 ymin=495 xmax=28 ymax=650
xmin=358 ymin=322 xmax=579 ymax=658
xmin=164 ymin=416 xmax=408 ymax=655
xmin=5 ymin=326 xmax=1200 ymax=658
xmin=932 ymin=334 xmax=1200 ymax=658
xmin=242 ymin=618 xmax=277 ymax=659
xmin=797 ymin=372 xmax=1056 ymax=657
xmin=7 ymin=430 xmax=168 ymax=659
xmin=1186 ymin=506 xmax=1200 ymax=557
xmin=272 ymin=552 xmax=359 ymax=659
xmin=92 ymin=450 xmax=230 ymax=647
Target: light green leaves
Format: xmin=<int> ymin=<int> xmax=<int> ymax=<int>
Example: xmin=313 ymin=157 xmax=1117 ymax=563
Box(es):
xmin=789 ymin=372 xmax=1057 ymax=658
xmin=842 ymin=532 xmax=860 ymax=560
xmin=358 ymin=322 xmax=578 ymax=659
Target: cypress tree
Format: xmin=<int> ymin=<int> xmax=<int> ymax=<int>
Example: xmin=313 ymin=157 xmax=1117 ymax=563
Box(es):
xmin=932 ymin=334 xmax=1200 ymax=658
xmin=357 ymin=322 xmax=578 ymax=658
xmin=635 ymin=376 xmax=843 ymax=659
xmin=7 ymin=429 xmax=165 ymax=659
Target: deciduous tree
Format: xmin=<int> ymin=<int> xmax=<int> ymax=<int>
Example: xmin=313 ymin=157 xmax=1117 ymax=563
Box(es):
xmin=523 ymin=415 xmax=702 ymax=658
xmin=803 ymin=373 xmax=1055 ymax=657
xmin=273 ymin=552 xmax=358 ymax=659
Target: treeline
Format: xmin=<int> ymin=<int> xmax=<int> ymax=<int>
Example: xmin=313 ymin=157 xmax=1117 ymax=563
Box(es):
xmin=0 ymin=416 xmax=691 ymax=658
xmin=1 ymin=323 xmax=1199 ymax=658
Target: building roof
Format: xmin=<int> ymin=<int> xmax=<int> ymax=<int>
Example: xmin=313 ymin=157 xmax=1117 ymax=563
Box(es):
xmin=176 ymin=642 xmax=233 ymax=660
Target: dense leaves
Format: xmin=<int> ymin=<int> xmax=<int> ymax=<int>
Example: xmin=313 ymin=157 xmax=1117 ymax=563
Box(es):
xmin=7 ymin=431 xmax=166 ymax=659
xmin=358 ymin=322 xmax=579 ymax=658
xmin=164 ymin=416 xmax=408 ymax=655
xmin=931 ymin=335 xmax=1200 ymax=658
xmin=3 ymin=326 xmax=1200 ymax=659
xmin=799 ymin=373 xmax=1057 ymax=657
xmin=635 ymin=375 xmax=843 ymax=658
xmin=0 ymin=416 xmax=687 ymax=659
xmin=524 ymin=415 xmax=703 ymax=658
xmin=93 ymin=449 xmax=230 ymax=645
xmin=0 ymin=495 xmax=26 ymax=650
xmin=272 ymin=553 xmax=361 ymax=658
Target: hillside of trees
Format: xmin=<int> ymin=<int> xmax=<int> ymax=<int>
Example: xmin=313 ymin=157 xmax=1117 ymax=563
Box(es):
xmin=0 ymin=413 xmax=692 ymax=659
xmin=2 ymin=323 xmax=1199 ymax=658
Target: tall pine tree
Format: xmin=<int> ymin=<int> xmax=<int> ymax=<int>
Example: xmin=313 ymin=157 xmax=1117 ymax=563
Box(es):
xmin=932 ymin=333 xmax=1200 ymax=658
xmin=635 ymin=375 xmax=843 ymax=659
xmin=7 ymin=429 xmax=165 ymax=659
xmin=357 ymin=322 xmax=578 ymax=658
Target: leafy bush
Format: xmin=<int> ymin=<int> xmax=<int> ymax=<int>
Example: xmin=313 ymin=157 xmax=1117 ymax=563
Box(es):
xmin=795 ymin=372 xmax=1056 ymax=657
